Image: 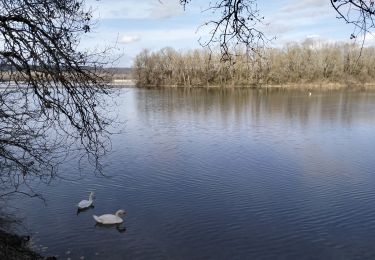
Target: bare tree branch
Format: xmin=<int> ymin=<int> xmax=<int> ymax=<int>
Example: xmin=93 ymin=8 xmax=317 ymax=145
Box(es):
xmin=181 ymin=0 xmax=269 ymax=61
xmin=331 ymin=0 xmax=375 ymax=39
xmin=0 ymin=0 xmax=114 ymax=196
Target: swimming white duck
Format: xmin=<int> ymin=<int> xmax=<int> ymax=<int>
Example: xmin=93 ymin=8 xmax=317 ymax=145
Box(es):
xmin=93 ymin=210 xmax=127 ymax=224
xmin=77 ymin=191 xmax=95 ymax=209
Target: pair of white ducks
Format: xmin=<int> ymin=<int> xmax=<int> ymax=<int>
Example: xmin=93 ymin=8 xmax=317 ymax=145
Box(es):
xmin=78 ymin=192 xmax=126 ymax=224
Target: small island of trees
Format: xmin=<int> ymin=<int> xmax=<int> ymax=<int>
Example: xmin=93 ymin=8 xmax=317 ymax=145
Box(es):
xmin=133 ymin=41 xmax=375 ymax=89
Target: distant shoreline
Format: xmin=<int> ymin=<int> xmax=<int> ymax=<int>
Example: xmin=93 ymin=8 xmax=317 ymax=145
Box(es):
xmin=3 ymin=78 xmax=374 ymax=91
xmin=110 ymin=79 xmax=136 ymax=86
xmin=130 ymin=82 xmax=375 ymax=90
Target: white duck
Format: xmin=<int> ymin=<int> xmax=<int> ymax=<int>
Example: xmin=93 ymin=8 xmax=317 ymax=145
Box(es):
xmin=77 ymin=191 xmax=95 ymax=209
xmin=93 ymin=210 xmax=127 ymax=224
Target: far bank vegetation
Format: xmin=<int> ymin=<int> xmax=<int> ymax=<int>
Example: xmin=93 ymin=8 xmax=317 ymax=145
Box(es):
xmin=133 ymin=41 xmax=375 ymax=88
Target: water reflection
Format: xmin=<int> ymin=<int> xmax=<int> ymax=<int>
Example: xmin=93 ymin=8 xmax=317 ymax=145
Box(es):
xmin=94 ymin=223 xmax=127 ymax=233
xmin=135 ymin=88 xmax=375 ymax=128
xmin=76 ymin=205 xmax=95 ymax=215
xmin=10 ymin=88 xmax=375 ymax=260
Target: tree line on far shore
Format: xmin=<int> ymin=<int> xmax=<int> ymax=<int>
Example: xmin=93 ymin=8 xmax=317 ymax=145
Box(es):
xmin=132 ymin=41 xmax=375 ymax=87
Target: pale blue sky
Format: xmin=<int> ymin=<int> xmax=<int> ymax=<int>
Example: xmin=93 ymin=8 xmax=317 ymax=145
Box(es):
xmin=82 ymin=0 xmax=366 ymax=66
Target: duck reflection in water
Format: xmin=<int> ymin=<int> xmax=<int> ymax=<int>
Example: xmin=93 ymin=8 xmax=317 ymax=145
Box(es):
xmin=76 ymin=205 xmax=95 ymax=215
xmin=95 ymin=222 xmax=127 ymax=233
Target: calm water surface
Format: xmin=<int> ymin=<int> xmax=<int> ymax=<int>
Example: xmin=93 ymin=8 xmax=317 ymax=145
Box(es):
xmin=12 ymin=88 xmax=375 ymax=259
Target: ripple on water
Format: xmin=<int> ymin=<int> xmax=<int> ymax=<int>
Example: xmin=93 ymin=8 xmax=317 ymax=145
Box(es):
xmin=14 ymin=88 xmax=375 ymax=259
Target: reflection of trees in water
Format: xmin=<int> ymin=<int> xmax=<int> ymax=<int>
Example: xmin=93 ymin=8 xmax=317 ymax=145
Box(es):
xmin=0 ymin=200 xmax=22 ymax=232
xmin=136 ymin=88 xmax=375 ymax=129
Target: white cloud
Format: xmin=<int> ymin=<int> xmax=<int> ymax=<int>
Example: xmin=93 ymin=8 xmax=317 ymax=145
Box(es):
xmin=306 ymin=34 xmax=321 ymax=39
xmin=281 ymin=0 xmax=329 ymax=13
xmin=258 ymin=0 xmax=343 ymax=46
xmin=262 ymin=23 xmax=293 ymax=34
xmin=301 ymin=35 xmax=335 ymax=49
xmin=119 ymin=35 xmax=141 ymax=44
xmin=355 ymin=32 xmax=375 ymax=47
xmin=148 ymin=0 xmax=184 ymax=19
xmin=86 ymin=0 xmax=183 ymax=20
xmin=118 ymin=28 xmax=199 ymax=46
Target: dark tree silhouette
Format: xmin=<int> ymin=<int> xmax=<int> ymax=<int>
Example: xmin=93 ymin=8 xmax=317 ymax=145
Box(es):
xmin=0 ymin=0 xmax=112 ymax=196
xmin=331 ymin=0 xmax=375 ymax=39
xmin=180 ymin=0 xmax=268 ymax=61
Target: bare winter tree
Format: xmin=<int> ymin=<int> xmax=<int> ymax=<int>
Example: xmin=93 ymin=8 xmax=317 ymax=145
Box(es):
xmin=331 ymin=0 xmax=375 ymax=39
xmin=0 ymin=0 xmax=112 ymax=197
xmin=180 ymin=0 xmax=268 ymax=61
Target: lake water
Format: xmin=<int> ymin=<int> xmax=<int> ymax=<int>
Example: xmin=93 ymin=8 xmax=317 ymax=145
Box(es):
xmin=9 ymin=87 xmax=375 ymax=259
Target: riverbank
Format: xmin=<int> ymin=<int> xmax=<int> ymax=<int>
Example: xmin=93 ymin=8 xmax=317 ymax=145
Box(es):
xmin=133 ymin=82 xmax=375 ymax=90
xmin=256 ymin=82 xmax=375 ymax=90
xmin=0 ymin=229 xmax=49 ymax=260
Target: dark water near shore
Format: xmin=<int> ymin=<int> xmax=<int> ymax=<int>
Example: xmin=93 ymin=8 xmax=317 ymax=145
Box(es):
xmin=11 ymin=88 xmax=375 ymax=259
